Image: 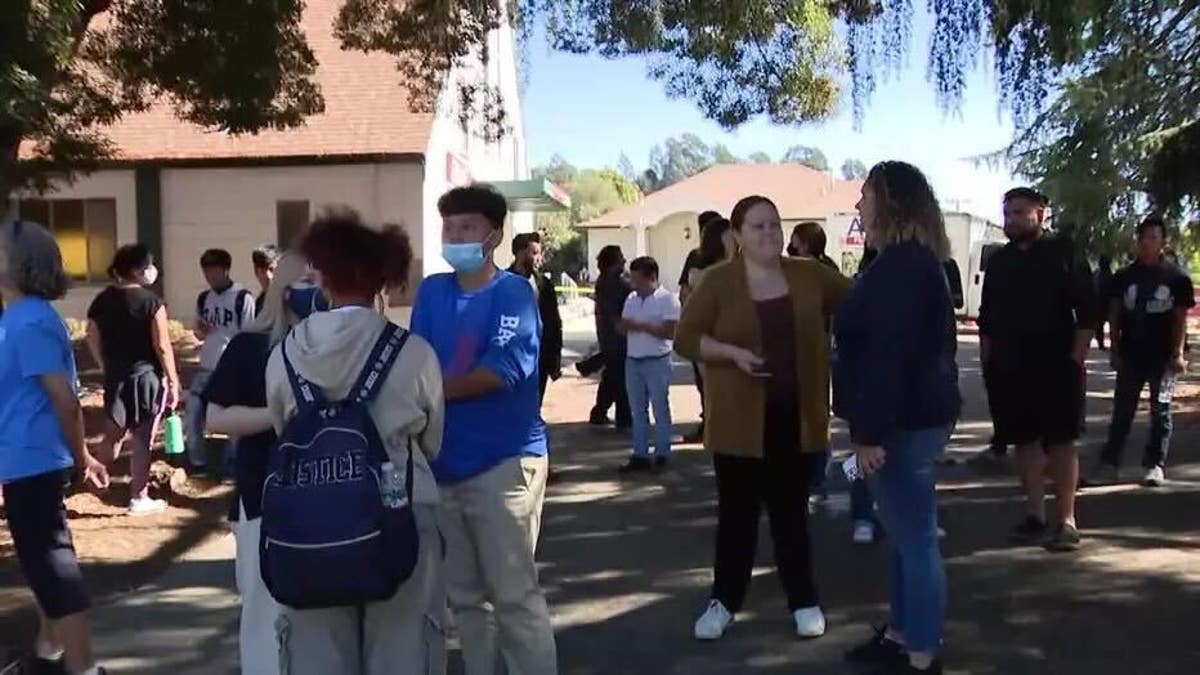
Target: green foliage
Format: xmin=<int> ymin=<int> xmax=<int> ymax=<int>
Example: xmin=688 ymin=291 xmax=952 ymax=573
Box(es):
xmin=781 ymin=145 xmax=829 ymax=171
xmin=841 ymin=158 xmax=868 ymax=180
xmin=747 ymin=151 xmax=773 ymax=164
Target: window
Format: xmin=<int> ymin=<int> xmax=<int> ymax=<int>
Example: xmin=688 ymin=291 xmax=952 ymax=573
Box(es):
xmin=17 ymin=198 xmax=118 ymax=282
xmin=277 ymin=201 xmax=310 ymax=250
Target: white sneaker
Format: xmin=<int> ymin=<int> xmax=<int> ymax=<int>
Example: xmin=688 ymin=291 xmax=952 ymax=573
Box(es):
xmin=693 ymin=600 xmax=734 ymax=641
xmin=1142 ymin=466 xmax=1165 ymax=487
xmin=852 ymin=520 xmax=875 ymax=544
xmin=793 ymin=606 xmax=826 ymax=638
xmin=128 ymin=497 xmax=167 ymax=516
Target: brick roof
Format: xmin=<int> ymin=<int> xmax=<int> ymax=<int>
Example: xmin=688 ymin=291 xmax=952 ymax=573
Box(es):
xmin=50 ymin=1 xmax=435 ymax=162
xmin=581 ymin=163 xmax=863 ymax=227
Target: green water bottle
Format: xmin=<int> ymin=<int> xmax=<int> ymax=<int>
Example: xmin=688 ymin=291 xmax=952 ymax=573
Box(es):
xmin=164 ymin=411 xmax=185 ymax=456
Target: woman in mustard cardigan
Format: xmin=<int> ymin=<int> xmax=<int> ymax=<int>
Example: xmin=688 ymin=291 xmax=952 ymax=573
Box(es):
xmin=675 ymin=195 xmax=851 ymax=642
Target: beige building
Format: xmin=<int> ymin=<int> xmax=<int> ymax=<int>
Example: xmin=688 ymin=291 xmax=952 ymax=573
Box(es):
xmin=578 ymin=163 xmax=863 ymax=290
xmin=6 ymin=0 xmax=565 ymax=320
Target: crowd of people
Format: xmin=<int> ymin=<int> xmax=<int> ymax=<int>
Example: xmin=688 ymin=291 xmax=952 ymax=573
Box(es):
xmin=0 ymin=158 xmax=1194 ymax=674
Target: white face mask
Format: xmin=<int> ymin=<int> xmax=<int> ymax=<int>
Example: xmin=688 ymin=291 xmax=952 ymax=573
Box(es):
xmin=141 ymin=264 xmax=159 ymax=286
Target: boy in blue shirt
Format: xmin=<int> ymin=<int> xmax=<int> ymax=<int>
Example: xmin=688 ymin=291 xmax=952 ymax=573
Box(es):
xmin=411 ymin=185 xmax=557 ymax=675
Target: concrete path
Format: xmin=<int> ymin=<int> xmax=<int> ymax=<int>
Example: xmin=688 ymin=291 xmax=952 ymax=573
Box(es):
xmin=89 ymin=323 xmax=1200 ymax=674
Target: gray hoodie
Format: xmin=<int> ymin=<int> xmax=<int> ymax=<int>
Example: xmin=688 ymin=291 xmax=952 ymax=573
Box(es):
xmin=265 ymin=307 xmax=444 ymax=505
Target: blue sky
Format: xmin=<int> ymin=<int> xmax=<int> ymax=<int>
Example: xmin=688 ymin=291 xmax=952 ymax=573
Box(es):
xmin=521 ymin=10 xmax=1019 ymax=222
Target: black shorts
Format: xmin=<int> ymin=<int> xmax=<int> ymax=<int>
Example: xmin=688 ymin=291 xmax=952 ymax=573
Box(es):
xmin=985 ymin=354 xmax=1084 ymax=447
xmin=104 ymin=367 xmax=163 ymax=431
xmin=1 ymin=469 xmax=91 ymax=619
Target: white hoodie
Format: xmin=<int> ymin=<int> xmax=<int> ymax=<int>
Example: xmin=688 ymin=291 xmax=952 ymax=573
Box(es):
xmin=264 ymin=307 xmax=444 ymax=505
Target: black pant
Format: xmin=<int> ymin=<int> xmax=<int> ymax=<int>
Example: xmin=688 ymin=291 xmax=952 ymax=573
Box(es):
xmin=2 ymin=470 xmax=91 ymax=619
xmin=1102 ymin=360 xmax=1175 ymax=469
xmin=592 ymin=350 xmax=631 ymax=426
xmin=692 ymin=362 xmax=706 ymax=435
xmin=711 ymin=449 xmax=819 ymax=612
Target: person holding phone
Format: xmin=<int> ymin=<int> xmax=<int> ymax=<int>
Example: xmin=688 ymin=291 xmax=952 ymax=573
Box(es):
xmin=675 ymin=195 xmax=851 ymax=642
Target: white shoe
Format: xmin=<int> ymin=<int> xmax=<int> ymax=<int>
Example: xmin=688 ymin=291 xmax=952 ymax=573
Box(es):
xmin=1142 ymin=466 xmax=1165 ymax=487
xmin=128 ymin=497 xmax=167 ymax=516
xmin=693 ymin=600 xmax=734 ymax=641
xmin=852 ymin=521 xmax=875 ymax=544
xmin=793 ymin=606 xmax=826 ymax=638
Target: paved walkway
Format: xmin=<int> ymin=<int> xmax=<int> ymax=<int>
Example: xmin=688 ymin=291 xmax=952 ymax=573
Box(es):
xmin=88 ymin=324 xmax=1200 ymax=674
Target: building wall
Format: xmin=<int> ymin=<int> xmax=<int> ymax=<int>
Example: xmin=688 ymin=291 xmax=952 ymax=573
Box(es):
xmin=646 ymin=212 xmax=701 ymax=292
xmin=159 ymin=163 xmax=424 ymax=319
xmin=422 ymin=18 xmax=532 ymax=276
xmin=8 ymin=170 xmax=140 ymax=319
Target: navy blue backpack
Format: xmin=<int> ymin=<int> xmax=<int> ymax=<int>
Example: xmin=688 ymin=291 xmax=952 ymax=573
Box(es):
xmin=260 ymin=323 xmax=419 ymax=609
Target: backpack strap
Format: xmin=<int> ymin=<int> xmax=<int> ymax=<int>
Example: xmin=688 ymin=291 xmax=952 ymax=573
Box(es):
xmin=282 ymin=339 xmax=328 ymax=412
xmin=351 ymin=322 xmax=411 ymax=405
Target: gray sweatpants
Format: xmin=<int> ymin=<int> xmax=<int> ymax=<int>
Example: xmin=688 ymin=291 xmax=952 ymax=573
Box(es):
xmin=275 ymin=505 xmax=446 ymax=675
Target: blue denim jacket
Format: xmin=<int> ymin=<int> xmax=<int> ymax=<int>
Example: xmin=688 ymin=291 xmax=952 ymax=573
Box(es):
xmin=833 ymin=241 xmax=961 ymax=445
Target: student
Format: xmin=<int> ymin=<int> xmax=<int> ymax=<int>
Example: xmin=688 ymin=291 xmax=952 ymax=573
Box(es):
xmin=589 ymin=245 xmax=633 ymax=429
xmin=251 ymin=244 xmax=280 ymax=314
xmin=187 ymin=248 xmax=255 ymax=475
xmin=788 ymin=221 xmax=840 ymax=271
xmin=1 ymin=219 xmax=111 ymax=675
xmin=202 ymin=252 xmax=307 ymax=674
xmin=85 ymin=245 xmax=181 ymax=515
xmin=979 ymin=187 xmax=1096 ymax=552
xmin=676 ymin=195 xmax=850 ymax=642
xmin=837 ymin=162 xmax=961 ymax=675
xmin=678 ymin=210 xmax=724 ymax=299
xmin=411 ymin=185 xmax=558 ymax=675
xmin=509 ymin=232 xmax=563 ymax=402
xmin=681 ymin=217 xmax=736 ymax=443
xmin=264 ymin=211 xmax=446 ymax=674
xmin=617 ymin=257 xmax=681 ymax=472
xmin=1088 ymin=218 xmax=1194 ymax=487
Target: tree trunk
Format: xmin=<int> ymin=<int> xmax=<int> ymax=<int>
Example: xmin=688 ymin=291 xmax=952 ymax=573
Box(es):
xmin=0 ymin=127 xmax=22 ymax=204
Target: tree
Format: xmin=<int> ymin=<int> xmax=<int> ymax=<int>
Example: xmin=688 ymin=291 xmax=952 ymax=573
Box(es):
xmin=841 ymin=158 xmax=868 ymax=180
xmin=645 ymin=133 xmax=713 ymax=190
xmin=532 ymin=162 xmax=642 ymax=280
xmin=747 ymin=152 xmax=773 ymax=164
xmin=782 ymin=145 xmax=829 ymax=171
xmin=711 ymin=143 xmax=739 ymax=165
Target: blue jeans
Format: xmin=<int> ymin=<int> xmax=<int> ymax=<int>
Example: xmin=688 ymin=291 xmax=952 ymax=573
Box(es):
xmin=1101 ymin=360 xmax=1176 ymax=469
xmin=850 ymin=478 xmax=875 ymax=523
xmin=186 ymin=370 xmax=235 ymax=470
xmin=625 ymin=356 xmax=673 ymax=458
xmin=869 ymin=427 xmax=948 ymax=653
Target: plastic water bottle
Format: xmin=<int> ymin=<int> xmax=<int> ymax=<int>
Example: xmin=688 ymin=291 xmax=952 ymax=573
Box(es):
xmin=163 ymin=412 xmax=185 ymax=456
xmin=380 ymin=462 xmax=408 ymax=509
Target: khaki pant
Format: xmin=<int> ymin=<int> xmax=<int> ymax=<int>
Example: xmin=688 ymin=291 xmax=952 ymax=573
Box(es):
xmin=440 ymin=455 xmax=557 ymax=675
xmin=276 ymin=505 xmax=446 ymax=675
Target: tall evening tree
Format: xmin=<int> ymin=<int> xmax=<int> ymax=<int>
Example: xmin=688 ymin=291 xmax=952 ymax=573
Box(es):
xmin=841 ymin=158 xmax=868 ymax=180
xmin=782 ymin=145 xmax=830 ymax=171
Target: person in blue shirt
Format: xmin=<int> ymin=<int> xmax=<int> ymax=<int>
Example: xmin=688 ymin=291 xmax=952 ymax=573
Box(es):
xmin=1 ymin=219 xmax=111 ymax=675
xmin=411 ymin=185 xmax=558 ymax=675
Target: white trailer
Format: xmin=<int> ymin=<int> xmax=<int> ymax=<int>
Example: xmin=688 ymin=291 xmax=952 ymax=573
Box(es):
xmin=823 ymin=211 xmax=1005 ymax=319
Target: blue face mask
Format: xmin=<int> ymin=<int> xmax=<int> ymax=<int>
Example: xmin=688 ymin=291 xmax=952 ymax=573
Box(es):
xmin=442 ymin=242 xmax=487 ymax=273
xmin=285 ymin=284 xmax=329 ymax=319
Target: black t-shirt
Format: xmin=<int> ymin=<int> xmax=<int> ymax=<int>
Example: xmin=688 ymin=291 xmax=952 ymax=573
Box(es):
xmin=978 ymin=235 xmax=1098 ymax=360
xmin=1111 ymin=260 xmax=1195 ymax=363
xmin=201 ymin=331 xmax=276 ymax=521
xmin=87 ymin=286 xmax=163 ymax=381
xmin=679 ymin=248 xmax=701 ymax=288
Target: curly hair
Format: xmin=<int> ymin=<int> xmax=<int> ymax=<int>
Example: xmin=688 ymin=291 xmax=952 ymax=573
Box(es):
xmin=0 ymin=220 xmax=71 ymax=300
xmin=864 ymin=161 xmax=951 ymax=260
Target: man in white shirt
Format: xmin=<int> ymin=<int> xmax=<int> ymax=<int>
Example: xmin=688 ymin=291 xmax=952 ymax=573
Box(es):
xmin=617 ymin=256 xmax=681 ymax=473
xmin=187 ymin=248 xmax=255 ymax=475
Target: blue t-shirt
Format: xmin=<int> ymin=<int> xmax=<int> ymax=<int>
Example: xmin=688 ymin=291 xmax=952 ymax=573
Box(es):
xmin=412 ymin=270 xmax=547 ymax=484
xmin=0 ymin=297 xmax=77 ymax=483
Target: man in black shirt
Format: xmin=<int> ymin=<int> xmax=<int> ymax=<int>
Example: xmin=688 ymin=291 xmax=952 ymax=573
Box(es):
xmin=251 ymin=245 xmax=279 ymax=314
xmin=509 ymin=232 xmax=564 ymax=403
xmin=1089 ymin=218 xmax=1194 ymax=487
xmin=590 ymin=245 xmax=633 ymax=428
xmin=979 ymin=187 xmax=1096 ymax=552
xmin=677 ymin=211 xmax=723 ymax=293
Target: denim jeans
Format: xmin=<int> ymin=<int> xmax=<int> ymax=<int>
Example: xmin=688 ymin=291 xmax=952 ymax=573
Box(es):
xmin=850 ymin=478 xmax=875 ymax=523
xmin=1101 ymin=360 xmax=1176 ymax=469
xmin=869 ymin=427 xmax=948 ymax=653
xmin=625 ymin=355 xmax=673 ymax=458
xmin=186 ymin=369 xmax=236 ymax=470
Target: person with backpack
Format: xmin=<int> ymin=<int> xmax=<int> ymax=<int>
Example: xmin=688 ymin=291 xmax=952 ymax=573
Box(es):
xmin=411 ymin=185 xmax=558 ymax=675
xmin=85 ymin=245 xmax=181 ymax=516
xmin=200 ymin=251 xmax=307 ymax=674
xmin=187 ymin=248 xmax=255 ymax=476
xmin=263 ymin=209 xmax=446 ymax=674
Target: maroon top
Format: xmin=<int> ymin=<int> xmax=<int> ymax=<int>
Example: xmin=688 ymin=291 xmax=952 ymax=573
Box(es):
xmin=756 ymin=296 xmax=801 ymax=452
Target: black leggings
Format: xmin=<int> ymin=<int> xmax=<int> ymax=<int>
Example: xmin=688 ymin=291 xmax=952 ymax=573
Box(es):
xmin=2 ymin=469 xmax=91 ymax=619
xmin=711 ymin=449 xmax=819 ymax=612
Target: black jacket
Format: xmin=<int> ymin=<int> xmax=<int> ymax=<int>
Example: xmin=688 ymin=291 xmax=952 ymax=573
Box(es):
xmin=595 ymin=269 xmax=632 ymax=356
xmin=509 ymin=265 xmax=564 ymax=376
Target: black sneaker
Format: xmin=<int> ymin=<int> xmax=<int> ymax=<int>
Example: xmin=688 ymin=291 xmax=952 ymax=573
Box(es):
xmin=31 ymin=655 xmax=68 ymax=675
xmin=1010 ymin=515 xmax=1048 ymax=544
xmin=617 ymin=457 xmax=653 ymax=474
xmin=1044 ymin=522 xmax=1082 ymax=552
xmin=653 ymin=456 xmax=671 ymax=470
xmin=589 ymin=414 xmax=613 ymax=427
xmin=844 ymin=625 xmax=906 ymax=666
